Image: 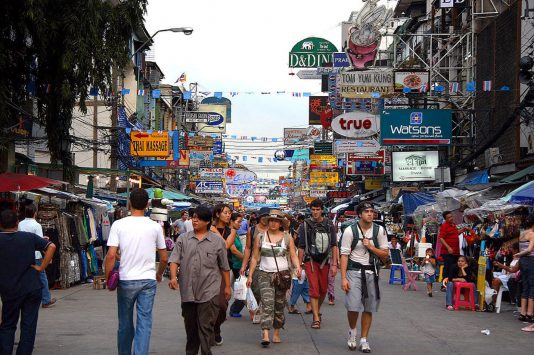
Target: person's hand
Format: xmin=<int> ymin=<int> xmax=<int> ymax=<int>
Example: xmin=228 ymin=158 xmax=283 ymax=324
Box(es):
xmin=43 ymin=236 xmax=50 ymax=240
xmin=246 ymin=277 xmax=252 ymax=288
xmin=295 ymin=266 xmax=302 ymax=279
xmin=224 ymin=286 xmax=232 ymax=301
xmin=31 ymin=264 xmax=43 ymax=273
xmin=341 ymin=278 xmax=351 ymax=293
xmin=156 ymin=273 xmax=163 ymax=283
xmin=168 ymin=278 xmax=179 ymax=290
xmin=446 ymin=246 xmax=453 ymax=254
xmin=330 ymin=264 xmax=338 ymax=277
xmin=443 ymin=277 xmax=449 ymax=285
xmin=362 ymin=238 xmax=370 ymax=248
xmin=492 ymin=260 xmax=499 ymax=267
xmin=240 ymin=265 xmax=246 ymax=276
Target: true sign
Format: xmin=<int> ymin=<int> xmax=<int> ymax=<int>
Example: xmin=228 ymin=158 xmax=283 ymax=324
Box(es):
xmin=331 ymin=111 xmax=380 ymax=139
xmin=130 ymin=131 xmax=170 ymax=157
xmin=338 ymin=70 xmax=394 ymax=98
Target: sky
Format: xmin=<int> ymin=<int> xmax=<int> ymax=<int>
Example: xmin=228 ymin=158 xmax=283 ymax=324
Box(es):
xmin=145 ymin=0 xmax=369 ymax=178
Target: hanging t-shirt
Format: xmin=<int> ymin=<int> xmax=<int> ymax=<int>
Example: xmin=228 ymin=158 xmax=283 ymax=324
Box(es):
xmin=107 ymin=216 xmax=166 ymax=280
xmin=101 ymin=212 xmax=111 ymax=241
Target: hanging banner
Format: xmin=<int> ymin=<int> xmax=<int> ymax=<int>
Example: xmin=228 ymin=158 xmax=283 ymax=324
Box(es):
xmin=310 ymin=171 xmax=339 ymax=186
xmin=310 ymin=155 xmax=337 ymax=169
xmin=346 ymin=150 xmax=385 ymax=175
xmin=391 ymin=151 xmax=439 ymax=182
xmin=309 ymin=96 xmax=330 ymax=125
xmin=334 ymin=139 xmax=381 ymax=154
xmin=381 ymin=109 xmax=452 ymax=145
xmin=338 ymin=70 xmax=394 ymax=98
xmin=289 ymin=37 xmax=338 ymax=68
xmin=130 ymin=131 xmax=170 ymax=157
xmin=331 ymin=111 xmax=380 ymax=138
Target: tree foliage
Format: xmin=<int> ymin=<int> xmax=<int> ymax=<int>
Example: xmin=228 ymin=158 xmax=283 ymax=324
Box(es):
xmin=0 ymin=0 xmax=147 ymax=180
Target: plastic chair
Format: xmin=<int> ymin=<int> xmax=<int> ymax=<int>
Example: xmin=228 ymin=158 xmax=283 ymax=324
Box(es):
xmin=402 ymin=257 xmax=422 ymax=291
xmin=495 ymin=284 xmax=510 ymax=314
xmin=389 ymin=265 xmax=405 ymax=285
xmin=453 ymin=282 xmax=476 ymax=311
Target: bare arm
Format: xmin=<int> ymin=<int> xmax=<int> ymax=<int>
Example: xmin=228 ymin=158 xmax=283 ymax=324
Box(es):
xmin=246 ymin=236 xmax=261 ymax=286
xmin=168 ymin=262 xmax=179 ymax=290
xmin=240 ymin=228 xmax=253 ymax=274
xmin=33 ymin=243 xmax=56 ymax=272
xmin=340 ymin=254 xmax=350 ymax=292
xmin=225 ymin=228 xmax=237 ymax=249
xmin=516 ymin=235 xmax=534 ymax=257
xmin=105 ymin=246 xmax=118 ymax=279
xmin=156 ymin=248 xmax=168 ymax=281
xmin=230 ymin=244 xmax=243 ymax=260
xmin=288 ymin=236 xmax=301 ymax=272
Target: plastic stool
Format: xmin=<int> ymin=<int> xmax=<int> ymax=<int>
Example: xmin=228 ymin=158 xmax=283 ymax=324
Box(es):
xmin=389 ymin=265 xmax=405 ymax=285
xmin=453 ymin=282 xmax=476 ymax=311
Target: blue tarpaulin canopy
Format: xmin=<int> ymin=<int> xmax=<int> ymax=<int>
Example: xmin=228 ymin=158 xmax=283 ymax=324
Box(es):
xmin=401 ymin=192 xmax=436 ymax=215
xmin=503 ymin=181 xmax=534 ymax=205
xmin=457 ymin=169 xmax=489 ymax=186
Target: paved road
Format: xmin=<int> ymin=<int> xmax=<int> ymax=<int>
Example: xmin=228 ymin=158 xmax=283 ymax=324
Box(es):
xmin=16 ymin=272 xmax=532 ymax=354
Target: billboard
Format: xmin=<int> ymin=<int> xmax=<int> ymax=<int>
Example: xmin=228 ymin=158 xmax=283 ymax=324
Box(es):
xmin=309 ymin=96 xmax=329 ymax=125
xmin=196 ymin=104 xmax=227 ymax=133
xmin=130 ymin=131 xmax=170 ymax=157
xmin=331 ymin=111 xmax=380 ymax=139
xmin=289 ymin=37 xmax=338 ymax=68
xmin=338 ymin=70 xmax=394 ymax=98
xmin=346 ymin=150 xmax=385 ymax=175
xmin=381 ymin=109 xmax=452 ymax=145
xmin=392 ymin=151 xmax=439 ymax=182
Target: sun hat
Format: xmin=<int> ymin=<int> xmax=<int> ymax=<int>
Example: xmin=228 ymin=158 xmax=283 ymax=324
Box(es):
xmin=266 ymin=209 xmax=290 ymax=230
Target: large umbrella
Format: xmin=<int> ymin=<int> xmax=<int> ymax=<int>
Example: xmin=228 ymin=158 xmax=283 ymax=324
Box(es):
xmin=503 ymin=181 xmax=534 ymax=205
xmin=0 ymin=172 xmax=66 ymax=192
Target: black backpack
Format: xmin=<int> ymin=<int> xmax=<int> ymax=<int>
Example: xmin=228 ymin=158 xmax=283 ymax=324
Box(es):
xmin=339 ymin=220 xmax=383 ymax=268
xmin=303 ymin=218 xmax=333 ymax=264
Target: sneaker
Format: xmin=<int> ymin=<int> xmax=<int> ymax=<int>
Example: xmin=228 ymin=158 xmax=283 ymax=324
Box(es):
xmin=229 ymin=312 xmax=242 ymax=318
xmin=42 ymin=298 xmax=57 ymax=308
xmin=359 ymin=340 xmax=371 ymax=353
xmin=214 ymin=335 xmax=223 ymax=346
xmin=347 ymin=330 xmax=357 ymax=351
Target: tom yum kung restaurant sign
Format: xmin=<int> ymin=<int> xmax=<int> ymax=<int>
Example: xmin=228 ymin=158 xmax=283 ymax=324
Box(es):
xmin=289 ymin=37 xmax=338 ymax=68
xmin=339 ymin=70 xmax=394 ymax=98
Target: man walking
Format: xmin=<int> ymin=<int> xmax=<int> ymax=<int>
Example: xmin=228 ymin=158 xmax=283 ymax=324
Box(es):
xmin=18 ymin=203 xmax=56 ymax=308
xmin=0 ymin=209 xmax=56 ymax=355
xmin=297 ymin=199 xmax=338 ymax=329
xmin=172 ymin=210 xmax=189 ymax=236
xmin=105 ymin=188 xmax=168 ymax=355
xmin=340 ymin=202 xmax=388 ymax=353
xmin=168 ymin=205 xmax=231 ymax=355
xmin=439 ymin=211 xmax=461 ymax=291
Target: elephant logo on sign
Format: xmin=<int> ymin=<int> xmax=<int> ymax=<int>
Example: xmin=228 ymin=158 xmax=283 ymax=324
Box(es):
xmin=301 ymin=41 xmax=314 ymax=50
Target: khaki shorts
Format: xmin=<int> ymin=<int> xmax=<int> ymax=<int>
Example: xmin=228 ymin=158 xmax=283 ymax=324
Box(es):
xmin=344 ymin=270 xmax=380 ymax=313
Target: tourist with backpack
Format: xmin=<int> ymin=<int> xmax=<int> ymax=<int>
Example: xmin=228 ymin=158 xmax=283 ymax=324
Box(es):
xmin=340 ymin=202 xmax=388 ymax=353
xmin=297 ymin=199 xmax=338 ymax=330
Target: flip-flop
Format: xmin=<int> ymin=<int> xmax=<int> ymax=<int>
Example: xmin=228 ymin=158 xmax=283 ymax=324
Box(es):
xmin=304 ymin=310 xmax=313 ymax=314
xmin=521 ymin=326 xmax=534 ymax=332
xmin=311 ymin=320 xmax=321 ymax=329
xmin=261 ymin=340 xmax=270 ymax=347
xmin=288 ymin=309 xmax=301 ymax=314
xmin=272 ymin=338 xmax=281 ymax=343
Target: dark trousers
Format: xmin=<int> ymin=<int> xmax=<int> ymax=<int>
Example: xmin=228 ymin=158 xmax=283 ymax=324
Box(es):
xmin=441 ymin=254 xmax=459 ymax=284
xmin=0 ymin=289 xmax=41 ymax=355
xmin=213 ymin=280 xmax=228 ymax=341
xmin=181 ymin=299 xmax=218 ymax=355
xmin=229 ymin=269 xmax=245 ymax=315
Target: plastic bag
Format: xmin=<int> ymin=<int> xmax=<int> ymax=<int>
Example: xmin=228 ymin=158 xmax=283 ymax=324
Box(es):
xmin=484 ymin=281 xmax=497 ymax=305
xmin=233 ymin=277 xmax=247 ymax=301
xmin=246 ymin=288 xmax=258 ymax=312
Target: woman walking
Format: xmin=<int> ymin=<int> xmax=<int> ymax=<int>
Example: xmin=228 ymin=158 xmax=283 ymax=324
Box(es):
xmin=228 ymin=212 xmax=247 ymax=318
xmin=211 ymin=203 xmax=237 ymax=346
xmin=247 ymin=209 xmax=301 ymax=347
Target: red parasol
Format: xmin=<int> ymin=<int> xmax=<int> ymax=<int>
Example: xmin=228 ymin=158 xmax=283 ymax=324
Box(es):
xmin=0 ymin=172 xmax=66 ymax=192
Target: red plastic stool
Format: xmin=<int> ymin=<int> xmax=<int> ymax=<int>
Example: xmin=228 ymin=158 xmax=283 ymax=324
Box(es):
xmin=453 ymin=282 xmax=476 ymax=311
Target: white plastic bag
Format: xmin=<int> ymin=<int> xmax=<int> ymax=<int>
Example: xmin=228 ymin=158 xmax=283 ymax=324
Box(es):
xmin=484 ymin=281 xmax=497 ymax=305
xmin=246 ymin=288 xmax=258 ymax=312
xmin=233 ymin=277 xmax=247 ymax=301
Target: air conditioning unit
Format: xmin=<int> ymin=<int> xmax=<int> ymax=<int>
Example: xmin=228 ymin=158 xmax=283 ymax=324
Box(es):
xmin=485 ymin=147 xmax=501 ymax=167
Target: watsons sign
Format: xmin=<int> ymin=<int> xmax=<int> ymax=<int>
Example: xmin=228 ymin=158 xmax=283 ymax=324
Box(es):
xmin=338 ymin=70 xmax=394 ymax=98
xmin=331 ymin=111 xmax=380 ymax=139
xmin=289 ymin=37 xmax=338 ymax=68
xmin=380 ymin=109 xmax=452 ymax=146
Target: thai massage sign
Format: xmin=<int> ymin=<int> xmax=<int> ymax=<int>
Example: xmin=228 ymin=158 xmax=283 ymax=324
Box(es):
xmin=289 ymin=37 xmax=338 ymax=68
xmin=380 ymin=109 xmax=452 ymax=145
xmin=331 ymin=111 xmax=380 ymax=138
xmin=130 ymin=131 xmax=170 ymax=157
xmin=338 ymin=70 xmax=394 ymax=98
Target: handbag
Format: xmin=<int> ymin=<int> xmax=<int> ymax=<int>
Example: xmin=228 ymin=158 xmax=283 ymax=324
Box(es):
xmin=266 ymin=232 xmax=292 ymax=291
xmin=106 ymin=261 xmax=120 ymax=291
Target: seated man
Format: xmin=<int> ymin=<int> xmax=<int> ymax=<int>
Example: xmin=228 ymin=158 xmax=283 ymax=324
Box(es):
xmin=491 ymin=243 xmax=520 ymax=306
xmin=388 ymin=236 xmax=401 ymax=251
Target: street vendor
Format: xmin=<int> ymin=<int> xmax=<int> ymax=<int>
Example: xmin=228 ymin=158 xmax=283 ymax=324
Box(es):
xmin=439 ymin=211 xmax=461 ymax=291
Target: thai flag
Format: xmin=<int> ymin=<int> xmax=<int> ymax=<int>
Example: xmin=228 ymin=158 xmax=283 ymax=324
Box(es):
xmin=450 ymin=82 xmax=459 ymax=93
xmin=230 ymin=92 xmax=238 ymax=97
xmin=137 ymin=89 xmax=145 ymax=96
xmin=483 ymin=80 xmax=492 ymax=91
xmin=240 ymin=136 xmax=248 ymax=140
xmin=419 ymin=84 xmax=427 ymax=93
xmin=292 ymin=92 xmax=302 ymax=97
xmin=175 ymin=72 xmax=186 ymax=83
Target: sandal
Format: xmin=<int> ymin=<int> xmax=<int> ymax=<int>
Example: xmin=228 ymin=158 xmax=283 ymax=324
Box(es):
xmin=288 ymin=308 xmax=301 ymax=314
xmin=521 ymin=325 xmax=534 ymax=332
xmin=261 ymin=340 xmax=270 ymax=347
xmin=311 ymin=320 xmax=321 ymax=329
xmin=518 ymin=314 xmax=531 ymax=322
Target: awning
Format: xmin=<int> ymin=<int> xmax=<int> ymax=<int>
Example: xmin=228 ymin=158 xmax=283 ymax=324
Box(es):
xmin=500 ymin=165 xmax=534 ymax=183
xmin=502 ymin=181 xmax=534 ymax=205
xmin=119 ymin=187 xmax=192 ymax=201
xmin=0 ymin=172 xmax=67 ymax=192
xmin=456 ymin=169 xmax=489 ymax=186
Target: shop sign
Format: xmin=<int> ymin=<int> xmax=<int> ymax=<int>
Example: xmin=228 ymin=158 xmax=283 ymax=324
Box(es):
xmin=289 ymin=37 xmax=338 ymax=68
xmin=187 ymin=135 xmax=214 ymax=148
xmin=167 ymin=150 xmax=190 ymax=168
xmin=310 ymin=154 xmax=337 ymax=169
xmin=327 ymin=190 xmax=352 ymax=199
xmin=331 ymin=111 xmax=380 ymax=139
xmin=334 ymin=139 xmax=381 ymax=154
xmin=346 ymin=150 xmax=385 ymax=175
xmin=338 ymin=70 xmax=394 ymax=98
xmin=284 ymin=128 xmax=308 ymax=144
xmin=224 ymin=168 xmax=257 ymax=185
xmin=309 ymin=96 xmax=330 ymax=125
xmin=381 ymin=109 xmax=452 ymax=145
xmin=285 ymin=149 xmax=310 ymax=162
xmin=195 ymin=180 xmax=224 ymax=194
xmin=333 ymin=52 xmax=350 ymax=67
xmin=394 ymin=71 xmax=429 ymax=92
xmin=200 ymin=96 xmax=232 ymax=123
xmin=314 ymin=142 xmax=333 ymax=154
xmin=310 ymin=190 xmax=328 ymax=198
xmin=391 ymin=151 xmax=439 ymax=182
xmin=437 ymin=0 xmax=467 ymax=9
xmin=184 ymin=111 xmax=224 ymax=124
xmin=199 ymin=168 xmax=223 ymax=179
xmin=130 ymin=131 xmax=170 ymax=157
xmin=310 ymin=171 xmax=339 ymax=186
xmin=196 ymin=104 xmax=227 ymax=133
xmin=364 ymin=177 xmax=384 ymax=190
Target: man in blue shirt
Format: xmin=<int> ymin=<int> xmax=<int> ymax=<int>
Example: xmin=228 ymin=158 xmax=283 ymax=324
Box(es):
xmin=237 ymin=216 xmax=249 ymax=237
xmin=0 ymin=209 xmax=56 ymax=355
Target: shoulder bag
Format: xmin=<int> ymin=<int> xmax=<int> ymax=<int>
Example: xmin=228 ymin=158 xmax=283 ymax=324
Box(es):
xmin=267 ymin=232 xmax=292 ymax=291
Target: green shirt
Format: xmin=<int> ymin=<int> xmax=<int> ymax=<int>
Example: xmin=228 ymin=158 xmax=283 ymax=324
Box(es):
xmin=231 ymin=235 xmax=244 ymax=269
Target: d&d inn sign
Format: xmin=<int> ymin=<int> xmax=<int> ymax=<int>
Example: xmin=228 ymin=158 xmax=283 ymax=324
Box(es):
xmin=289 ymin=37 xmax=338 ymax=68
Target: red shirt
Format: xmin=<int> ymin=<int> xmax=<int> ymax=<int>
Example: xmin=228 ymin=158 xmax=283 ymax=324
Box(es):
xmin=439 ymin=222 xmax=460 ymax=255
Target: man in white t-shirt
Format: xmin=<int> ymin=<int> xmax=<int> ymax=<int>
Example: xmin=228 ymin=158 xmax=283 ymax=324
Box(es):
xmin=340 ymin=202 xmax=388 ymax=353
xmin=105 ymin=188 xmax=168 ymax=355
xmin=183 ymin=208 xmax=194 ymax=233
xmin=18 ymin=203 xmax=56 ymax=308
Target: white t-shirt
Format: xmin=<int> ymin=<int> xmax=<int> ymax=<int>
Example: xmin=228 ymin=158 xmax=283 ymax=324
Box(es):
xmin=340 ymin=223 xmax=388 ymax=266
xmin=18 ymin=218 xmax=44 ymax=259
xmin=184 ymin=219 xmax=193 ymax=233
xmin=107 ymin=216 xmax=166 ymax=281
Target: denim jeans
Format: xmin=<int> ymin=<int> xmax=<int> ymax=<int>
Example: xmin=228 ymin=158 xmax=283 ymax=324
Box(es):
xmin=446 ymin=282 xmax=479 ymax=306
xmin=0 ymin=288 xmax=41 ymax=355
xmin=116 ymin=279 xmax=157 ymax=355
xmin=289 ymin=279 xmax=310 ymax=306
xmin=35 ymin=259 xmax=51 ymax=304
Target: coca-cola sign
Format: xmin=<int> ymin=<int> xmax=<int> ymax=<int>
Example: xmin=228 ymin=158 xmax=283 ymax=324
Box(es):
xmin=331 ymin=111 xmax=379 ymax=138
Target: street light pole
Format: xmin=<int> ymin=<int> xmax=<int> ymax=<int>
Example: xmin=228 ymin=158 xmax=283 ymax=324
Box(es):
xmin=132 ymin=27 xmax=194 ymax=58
